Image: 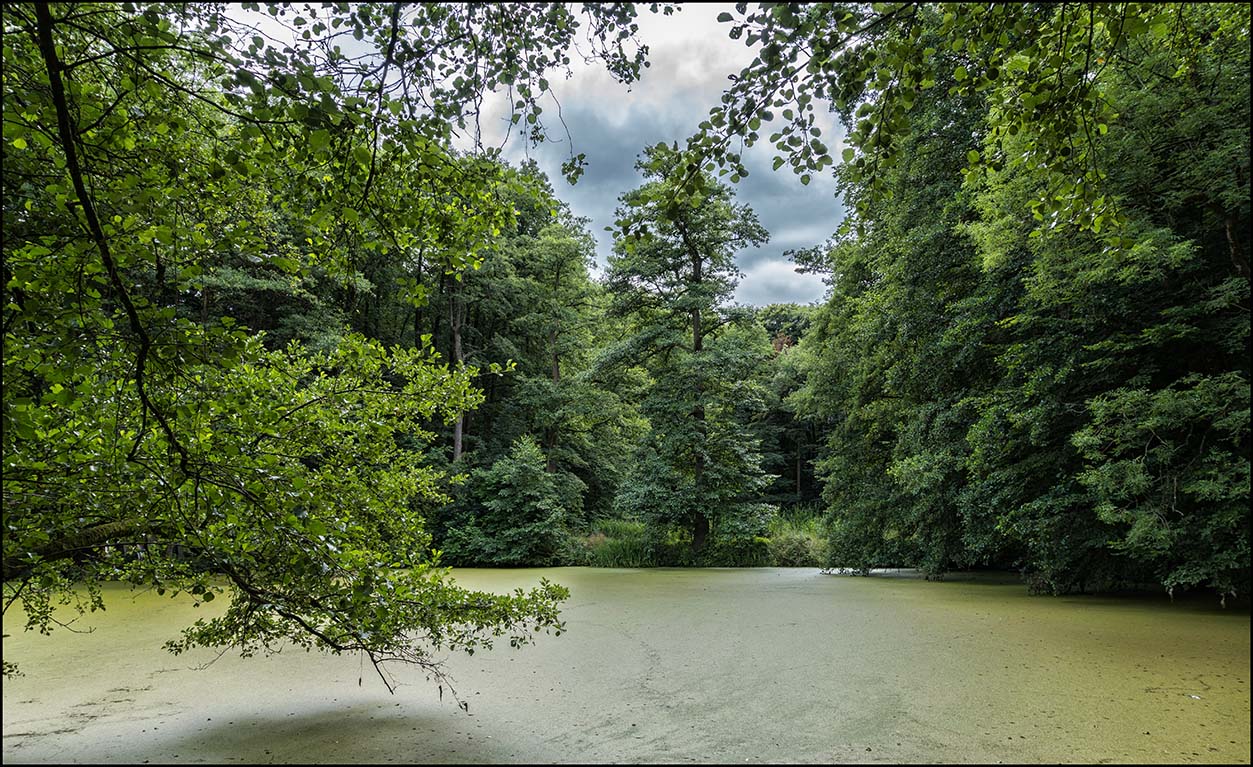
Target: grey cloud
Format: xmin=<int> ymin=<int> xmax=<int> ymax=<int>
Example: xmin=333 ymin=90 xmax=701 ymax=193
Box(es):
xmin=513 ymin=100 xmax=843 ymax=279
xmin=489 ymin=4 xmax=846 ymax=305
xmin=735 ymin=260 xmax=828 ymax=307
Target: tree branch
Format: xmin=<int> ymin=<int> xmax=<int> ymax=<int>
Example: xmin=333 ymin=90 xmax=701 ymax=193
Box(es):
xmin=34 ymin=2 xmax=191 ymax=476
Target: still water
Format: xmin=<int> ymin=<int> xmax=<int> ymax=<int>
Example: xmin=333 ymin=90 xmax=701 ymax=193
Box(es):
xmin=2 ymin=567 xmax=1249 ymax=763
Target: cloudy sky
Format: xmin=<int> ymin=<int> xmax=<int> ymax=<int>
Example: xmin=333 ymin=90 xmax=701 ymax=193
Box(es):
xmin=467 ymin=3 xmax=845 ymax=307
xmin=243 ymin=3 xmax=845 ymax=306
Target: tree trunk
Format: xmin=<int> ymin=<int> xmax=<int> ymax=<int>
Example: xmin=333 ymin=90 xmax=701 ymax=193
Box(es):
xmin=690 ymin=246 xmax=708 ymax=552
xmin=450 ymin=279 xmax=465 ymax=462
xmin=691 ymin=249 xmax=703 ymax=354
xmin=1226 ymin=215 xmax=1249 ymax=278
xmin=413 ymin=251 xmax=425 ymax=348
xmin=434 ymin=270 xmax=446 ymax=353
xmin=545 ymin=326 xmax=561 ymax=472
xmin=544 ymin=261 xmax=565 ymax=472
xmin=3 ymin=518 xmax=147 ymax=581
xmin=551 ymin=327 xmax=562 ymax=383
xmin=796 ymin=433 xmax=803 ymax=500
xmin=693 ymin=512 xmax=710 ymax=552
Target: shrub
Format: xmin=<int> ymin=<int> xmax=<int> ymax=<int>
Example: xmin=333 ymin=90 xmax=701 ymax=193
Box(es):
xmin=581 ymin=518 xmax=655 ymax=567
xmin=766 ymin=513 xmax=829 ymax=566
xmin=588 ymin=535 xmax=654 ymax=567
xmin=594 ymin=518 xmax=648 ymax=540
xmin=702 ymin=503 xmax=775 ymax=566
xmin=442 ymin=436 xmax=581 ymax=566
xmin=707 ymin=534 xmax=772 ymax=566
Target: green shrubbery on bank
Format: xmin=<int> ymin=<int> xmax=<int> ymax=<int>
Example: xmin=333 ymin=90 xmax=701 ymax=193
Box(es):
xmin=553 ymin=507 xmax=829 ymax=569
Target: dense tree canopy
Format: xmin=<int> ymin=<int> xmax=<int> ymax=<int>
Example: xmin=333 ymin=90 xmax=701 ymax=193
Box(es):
xmin=1 ymin=0 xmax=667 ymax=684
xmin=3 ymin=0 xmax=1248 ymax=687
xmin=771 ymin=3 xmax=1249 ymax=597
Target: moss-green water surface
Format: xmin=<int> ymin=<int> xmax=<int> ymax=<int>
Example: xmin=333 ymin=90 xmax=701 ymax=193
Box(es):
xmin=2 ymin=568 xmax=1249 ymax=763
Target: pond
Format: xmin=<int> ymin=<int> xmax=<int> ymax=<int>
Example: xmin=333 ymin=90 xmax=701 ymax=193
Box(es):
xmin=2 ymin=567 xmax=1249 ymax=763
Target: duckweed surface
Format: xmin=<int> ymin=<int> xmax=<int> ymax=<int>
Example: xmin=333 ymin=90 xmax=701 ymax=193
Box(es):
xmin=3 ymin=568 xmax=1249 ymax=763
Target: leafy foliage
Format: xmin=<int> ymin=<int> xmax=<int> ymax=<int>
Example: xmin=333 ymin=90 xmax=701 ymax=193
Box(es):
xmin=687 ymin=3 xmax=1246 ymax=236
xmin=442 ymin=436 xmax=582 ymax=567
xmin=602 ymin=144 xmax=778 ymax=556
xmin=782 ymin=3 xmax=1249 ymax=597
xmin=1 ymin=1 xmax=670 ymax=683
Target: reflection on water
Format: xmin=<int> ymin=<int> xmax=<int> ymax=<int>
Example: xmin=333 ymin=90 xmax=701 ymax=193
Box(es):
xmin=3 ymin=568 xmax=1249 ymax=764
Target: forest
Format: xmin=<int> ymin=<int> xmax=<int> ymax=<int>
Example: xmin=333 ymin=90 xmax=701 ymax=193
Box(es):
xmin=2 ymin=0 xmax=1249 ymax=689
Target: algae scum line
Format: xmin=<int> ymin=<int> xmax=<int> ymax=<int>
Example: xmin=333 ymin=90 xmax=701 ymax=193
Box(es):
xmin=2 ymin=567 xmax=1249 ymax=764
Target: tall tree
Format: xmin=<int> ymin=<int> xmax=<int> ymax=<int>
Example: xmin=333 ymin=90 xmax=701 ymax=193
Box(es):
xmin=602 ymin=144 xmax=772 ymax=555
